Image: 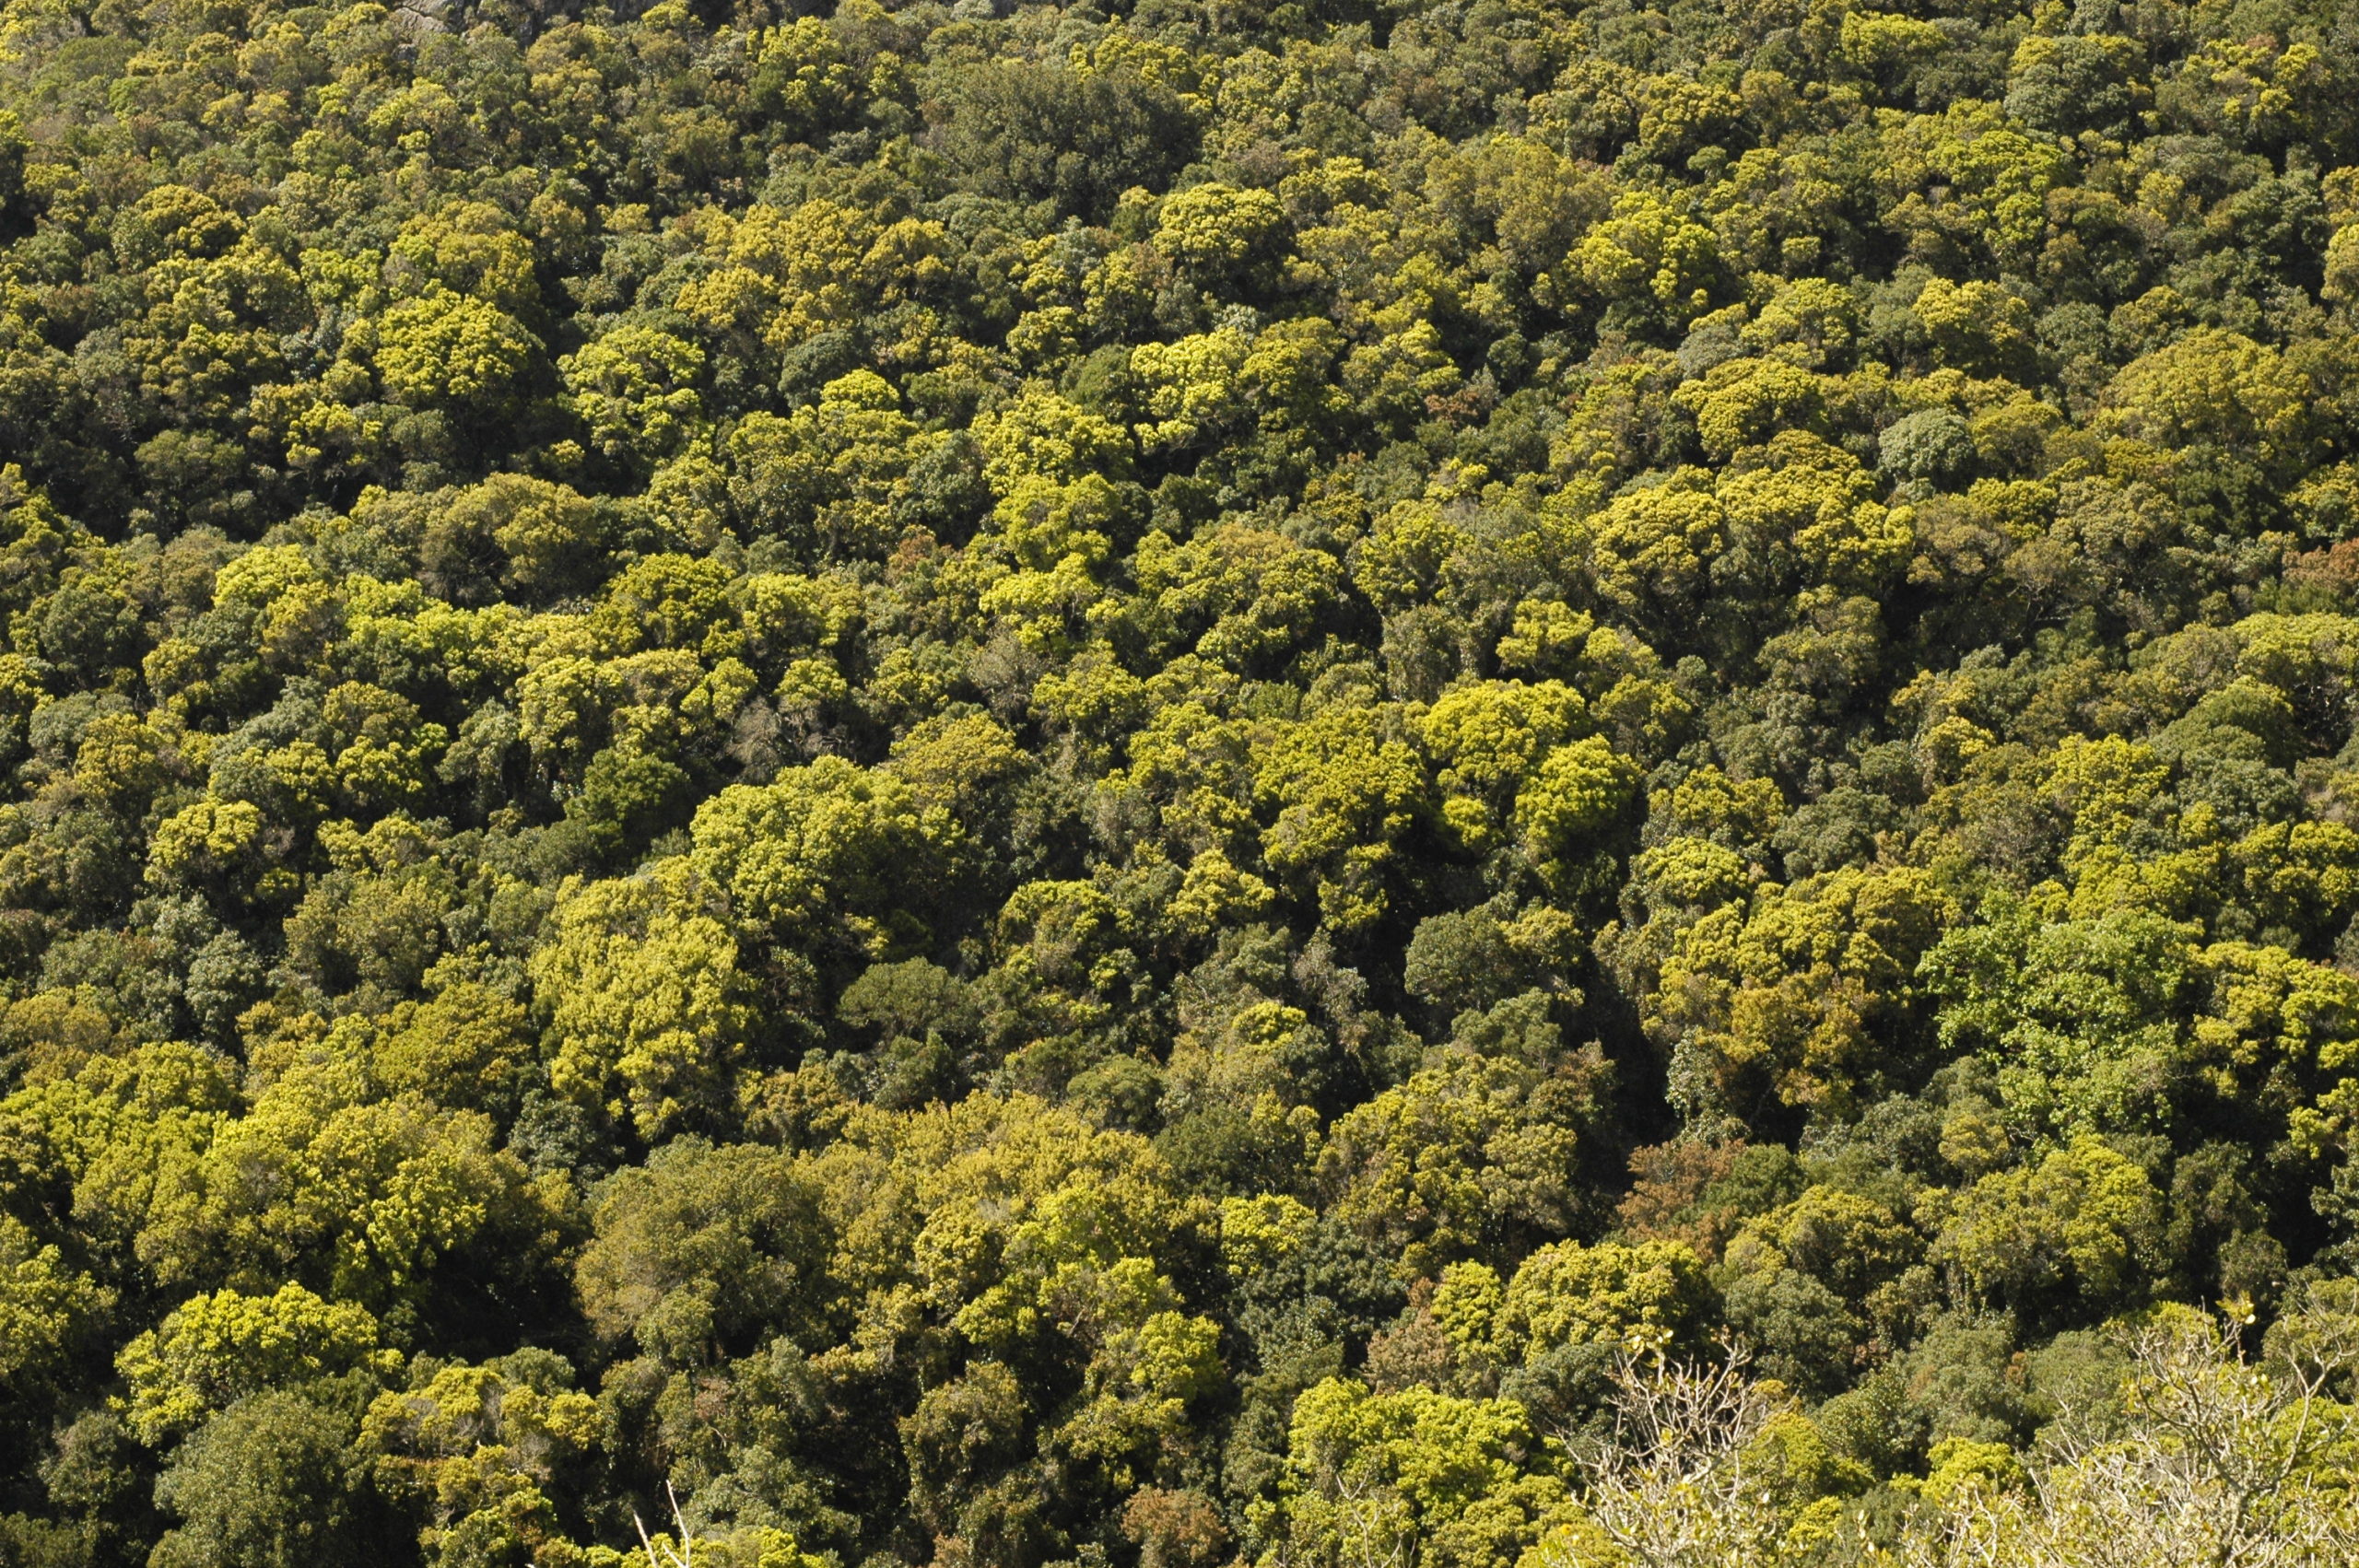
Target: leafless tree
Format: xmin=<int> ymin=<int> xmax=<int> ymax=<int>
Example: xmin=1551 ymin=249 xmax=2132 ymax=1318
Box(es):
xmin=632 ymin=1481 xmax=697 ymax=1568
xmin=1898 ymin=1296 xmax=2359 ymax=1568
xmin=1555 ymin=1337 xmax=1792 ymax=1568
xmin=1541 ymin=1298 xmax=2359 ymax=1568
xmin=1328 ymin=1469 xmax=1414 ymax=1568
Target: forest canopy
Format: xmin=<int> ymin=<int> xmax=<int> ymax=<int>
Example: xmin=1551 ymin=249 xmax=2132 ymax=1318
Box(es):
xmin=4 ymin=0 xmax=2359 ymax=1559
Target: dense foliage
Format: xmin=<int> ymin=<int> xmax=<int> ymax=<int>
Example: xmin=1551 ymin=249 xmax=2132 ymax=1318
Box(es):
xmin=6 ymin=0 xmax=2359 ymax=1558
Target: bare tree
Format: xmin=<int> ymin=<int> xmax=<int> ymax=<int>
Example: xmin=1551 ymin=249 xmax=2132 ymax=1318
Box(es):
xmin=1899 ymin=1297 xmax=2359 ymax=1568
xmin=1328 ymin=1469 xmax=1414 ymax=1568
xmin=631 ymin=1481 xmax=697 ymax=1568
xmin=1554 ymin=1337 xmax=1793 ymax=1568
xmin=1541 ymin=1299 xmax=2359 ymax=1568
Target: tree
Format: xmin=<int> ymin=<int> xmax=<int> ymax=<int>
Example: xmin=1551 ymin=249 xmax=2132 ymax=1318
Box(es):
xmin=149 ymin=1389 xmax=394 ymax=1568
xmin=1318 ymin=1024 xmax=1608 ymax=1280
xmin=687 ymin=755 xmax=950 ymax=963
xmin=563 ymin=325 xmax=709 ymax=474
xmin=1931 ymin=1136 xmax=2165 ymax=1325
xmin=370 ymin=290 xmax=540 ymax=413
xmin=1420 ymin=683 xmax=1586 ymax=857
xmin=1256 ymin=707 xmax=1428 ymax=934
xmin=11 ymin=0 xmax=2359 ymax=1560
xmin=534 ymin=861 xmax=759 ymax=1140
xmin=1533 ymin=1347 xmax=1800 ymax=1568
xmin=421 ymin=474 xmax=608 ymax=605
xmin=929 ymin=62 xmax=1198 ymax=223
xmin=1895 ymin=1295 xmax=2359 ymax=1567
xmin=117 ymin=1283 xmax=393 ymax=1445
xmin=575 ymin=1139 xmax=833 ymax=1369
xmin=2099 ymin=331 xmax=2320 ymax=484
xmin=1262 ymin=1377 xmax=1567 ymax=1568
xmin=1649 ymin=866 xmax=1953 ymax=1119
xmin=0 ymin=1213 xmax=111 ymax=1404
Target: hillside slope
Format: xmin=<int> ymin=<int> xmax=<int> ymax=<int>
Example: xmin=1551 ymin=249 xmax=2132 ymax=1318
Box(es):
xmin=3 ymin=0 xmax=2359 ymax=1560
